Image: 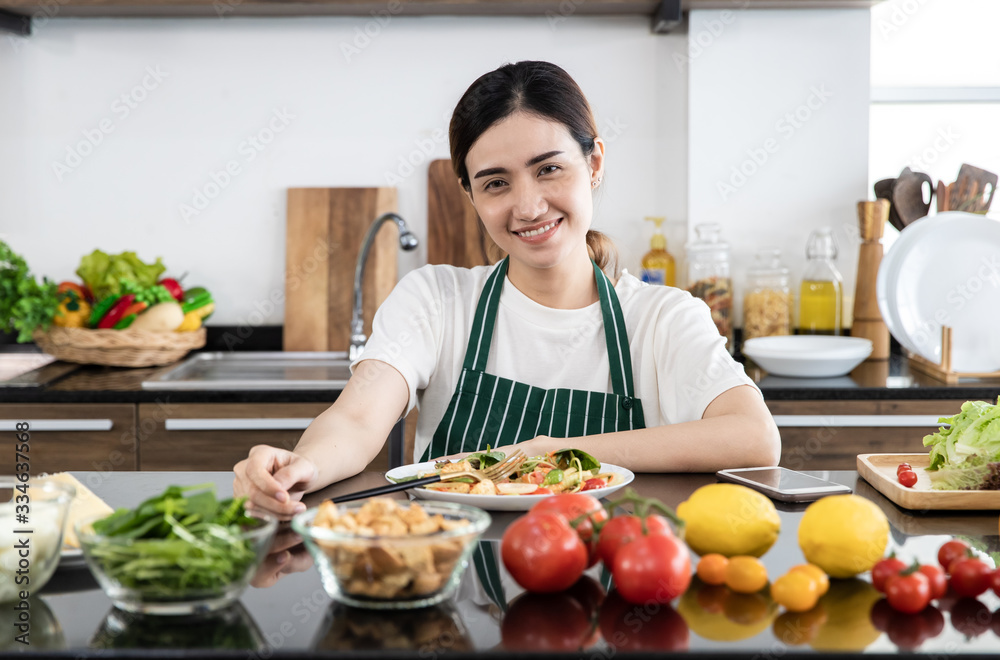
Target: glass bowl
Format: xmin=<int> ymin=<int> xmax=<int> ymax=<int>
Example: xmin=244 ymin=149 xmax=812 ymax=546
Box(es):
xmin=76 ymin=513 xmax=277 ymax=616
xmin=0 ymin=477 xmax=75 ymax=603
xmin=292 ymin=499 xmax=490 ymax=610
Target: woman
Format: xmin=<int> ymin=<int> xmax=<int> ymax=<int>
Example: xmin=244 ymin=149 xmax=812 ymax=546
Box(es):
xmin=234 ymin=61 xmax=780 ymax=518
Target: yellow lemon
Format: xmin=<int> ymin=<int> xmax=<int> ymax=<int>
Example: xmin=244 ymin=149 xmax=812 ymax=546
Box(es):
xmin=808 ymin=579 xmax=882 ymax=651
xmin=677 ymin=483 xmax=780 ymax=558
xmin=797 ymin=495 xmax=888 ymax=578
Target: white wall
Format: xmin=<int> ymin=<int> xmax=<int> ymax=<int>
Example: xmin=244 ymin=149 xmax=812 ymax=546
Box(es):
xmin=0 ymin=16 xmax=688 ymax=325
xmin=688 ymin=8 xmax=871 ymax=327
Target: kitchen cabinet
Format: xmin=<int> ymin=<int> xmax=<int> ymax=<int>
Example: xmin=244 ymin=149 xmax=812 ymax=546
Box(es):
xmin=0 ymin=403 xmax=136 ymax=474
xmin=137 ymin=402 xmax=395 ymax=472
xmin=767 ymin=399 xmax=965 ymax=470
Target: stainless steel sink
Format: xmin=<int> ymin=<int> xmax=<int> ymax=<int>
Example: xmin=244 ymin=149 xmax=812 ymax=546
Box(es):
xmin=141 ymin=352 xmax=353 ymax=390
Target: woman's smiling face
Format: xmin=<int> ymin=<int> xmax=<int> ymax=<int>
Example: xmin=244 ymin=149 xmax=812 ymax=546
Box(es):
xmin=464 ymin=111 xmax=603 ymax=272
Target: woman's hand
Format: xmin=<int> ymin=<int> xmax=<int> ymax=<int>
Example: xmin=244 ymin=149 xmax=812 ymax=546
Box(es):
xmin=434 ymin=436 xmax=556 ymax=462
xmin=233 ymin=445 xmax=319 ymax=520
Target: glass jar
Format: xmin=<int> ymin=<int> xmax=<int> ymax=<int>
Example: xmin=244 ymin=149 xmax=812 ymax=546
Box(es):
xmin=743 ymin=248 xmax=793 ymax=344
xmin=799 ymin=227 xmax=843 ymax=335
xmin=686 ymin=223 xmax=734 ymax=352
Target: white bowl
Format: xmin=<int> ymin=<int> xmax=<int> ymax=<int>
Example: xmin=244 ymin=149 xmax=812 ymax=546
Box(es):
xmin=742 ymin=336 xmax=873 ymax=378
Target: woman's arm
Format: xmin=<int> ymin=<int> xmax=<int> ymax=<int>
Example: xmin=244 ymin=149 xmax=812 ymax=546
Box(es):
xmin=233 ymin=359 xmax=409 ymax=517
xmin=504 ymin=385 xmax=781 ymax=473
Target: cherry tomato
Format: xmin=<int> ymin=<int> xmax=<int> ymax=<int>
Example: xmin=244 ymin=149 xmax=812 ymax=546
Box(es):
xmin=724 ymin=556 xmax=768 ymax=594
xmin=885 ymin=571 xmax=931 ymax=614
xmin=599 ymin=589 xmax=690 ymax=651
xmin=869 ymin=598 xmax=893 ymax=632
xmin=770 ymin=571 xmax=820 ymax=612
xmin=917 ymin=564 xmax=947 ymax=599
xmin=896 ymin=462 xmax=912 ymax=475
xmin=872 ymin=557 xmax=908 ymax=593
xmin=534 ymin=487 xmax=553 ymax=495
xmin=886 ymin=609 xmax=929 ymax=650
xmin=938 ymin=539 xmax=970 ymax=573
xmin=950 ymin=597 xmax=991 ymax=638
xmin=897 ymin=470 xmax=917 ymax=488
xmin=531 ymin=493 xmax=608 ymax=567
xmin=991 ymin=568 xmax=1000 ymax=597
xmin=696 ymin=554 xmax=730 ymax=586
xmin=920 ymin=605 xmax=945 ymax=639
xmin=611 ymin=532 xmax=691 ymax=604
xmin=501 ymin=591 xmax=594 ymax=650
xmin=501 ymin=511 xmax=587 ymax=593
xmin=596 ymin=514 xmax=672 ymax=568
xmin=949 ymin=557 xmax=993 ymax=598
xmin=581 ymin=478 xmax=607 ymax=492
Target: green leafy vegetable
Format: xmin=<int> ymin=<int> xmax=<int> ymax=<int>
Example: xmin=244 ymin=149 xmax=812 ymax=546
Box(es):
xmin=924 ymin=398 xmax=1000 ymax=490
xmin=552 ymin=448 xmax=601 ymax=473
xmin=76 ymin=249 xmax=166 ymax=302
xmin=465 ymin=447 xmax=505 ymax=469
xmin=86 ymin=484 xmax=264 ymax=594
xmin=543 ymin=469 xmax=564 ymax=486
xmin=0 ymin=240 xmax=60 ymax=342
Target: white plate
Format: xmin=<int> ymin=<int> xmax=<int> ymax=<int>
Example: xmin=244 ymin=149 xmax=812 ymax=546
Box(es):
xmin=384 ymin=461 xmax=635 ymax=512
xmin=885 ymin=212 xmax=1000 ymax=371
xmin=742 ymin=336 xmax=872 ymax=378
xmin=876 ymin=218 xmax=926 ymax=355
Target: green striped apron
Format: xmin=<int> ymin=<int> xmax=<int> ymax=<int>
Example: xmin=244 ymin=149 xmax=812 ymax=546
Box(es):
xmin=421 ymin=256 xmax=645 ymax=462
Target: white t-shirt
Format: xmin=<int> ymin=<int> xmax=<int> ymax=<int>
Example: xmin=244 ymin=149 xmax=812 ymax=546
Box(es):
xmin=355 ymin=263 xmax=759 ymax=462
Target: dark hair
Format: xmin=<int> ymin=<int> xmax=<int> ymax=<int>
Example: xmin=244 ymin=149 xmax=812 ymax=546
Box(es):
xmin=448 ymin=61 xmax=618 ymax=274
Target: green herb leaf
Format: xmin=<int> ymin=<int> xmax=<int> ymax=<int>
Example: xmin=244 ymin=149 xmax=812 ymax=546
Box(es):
xmin=552 ymin=448 xmax=601 ymax=472
xmin=0 ymin=241 xmax=60 ymax=342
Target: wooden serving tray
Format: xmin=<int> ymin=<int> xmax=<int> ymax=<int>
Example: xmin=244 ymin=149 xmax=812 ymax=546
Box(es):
xmin=857 ymin=453 xmax=1000 ymax=511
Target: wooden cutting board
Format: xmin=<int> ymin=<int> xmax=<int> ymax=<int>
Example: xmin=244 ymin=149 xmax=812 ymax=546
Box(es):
xmin=427 ymin=159 xmax=495 ymax=267
xmin=284 ymin=187 xmax=398 ymax=352
xmin=857 ymin=453 xmax=1000 ymax=510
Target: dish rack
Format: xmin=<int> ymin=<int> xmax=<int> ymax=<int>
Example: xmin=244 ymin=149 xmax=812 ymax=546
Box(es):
xmin=906 ymin=326 xmax=1000 ymax=384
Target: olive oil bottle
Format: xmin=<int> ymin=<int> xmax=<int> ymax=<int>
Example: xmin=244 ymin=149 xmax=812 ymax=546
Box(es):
xmin=799 ymin=227 xmax=843 ymax=335
xmin=640 ymin=216 xmax=676 ymax=287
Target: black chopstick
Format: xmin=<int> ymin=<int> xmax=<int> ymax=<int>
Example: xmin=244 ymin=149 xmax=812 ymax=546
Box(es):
xmin=329 ymin=474 xmax=444 ymax=504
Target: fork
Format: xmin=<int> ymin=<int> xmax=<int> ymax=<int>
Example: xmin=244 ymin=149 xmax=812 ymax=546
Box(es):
xmin=328 ymin=449 xmax=527 ymax=504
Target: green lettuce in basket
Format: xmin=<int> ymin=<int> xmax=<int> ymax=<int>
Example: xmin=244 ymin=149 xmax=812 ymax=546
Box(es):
xmin=76 ymin=249 xmax=166 ymax=302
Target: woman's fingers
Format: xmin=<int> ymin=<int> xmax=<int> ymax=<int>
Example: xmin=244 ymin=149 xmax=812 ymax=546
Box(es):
xmin=235 ymin=446 xmax=316 ymax=519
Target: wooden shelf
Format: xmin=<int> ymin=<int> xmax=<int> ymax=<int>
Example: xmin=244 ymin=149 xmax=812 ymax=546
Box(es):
xmin=0 ymin=0 xmax=882 ymax=23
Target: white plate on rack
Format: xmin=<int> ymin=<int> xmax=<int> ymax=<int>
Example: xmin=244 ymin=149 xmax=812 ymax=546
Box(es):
xmin=384 ymin=461 xmax=634 ymax=512
xmin=877 ymin=212 xmax=1000 ymax=371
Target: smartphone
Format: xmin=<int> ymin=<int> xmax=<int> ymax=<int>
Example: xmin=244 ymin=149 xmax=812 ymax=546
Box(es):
xmin=715 ymin=467 xmax=853 ymax=502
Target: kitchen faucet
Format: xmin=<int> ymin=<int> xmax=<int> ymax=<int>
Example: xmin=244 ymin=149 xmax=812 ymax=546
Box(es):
xmin=350 ymin=212 xmax=419 ymax=361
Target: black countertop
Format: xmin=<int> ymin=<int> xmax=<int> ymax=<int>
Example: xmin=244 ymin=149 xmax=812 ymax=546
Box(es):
xmin=34 ymin=470 xmax=1000 ymax=658
xmin=2 ymin=347 xmax=1000 ymax=404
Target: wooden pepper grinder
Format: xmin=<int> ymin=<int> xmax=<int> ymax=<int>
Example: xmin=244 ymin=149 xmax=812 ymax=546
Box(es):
xmin=851 ymin=200 xmax=891 ymax=359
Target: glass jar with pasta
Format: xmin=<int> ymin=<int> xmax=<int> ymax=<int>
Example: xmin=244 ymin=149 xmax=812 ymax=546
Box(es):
xmin=742 ymin=248 xmax=793 ymax=347
xmin=686 ymin=223 xmax=734 ymax=353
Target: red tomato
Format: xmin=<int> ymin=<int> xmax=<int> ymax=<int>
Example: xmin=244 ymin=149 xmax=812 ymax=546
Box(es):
xmin=530 ymin=493 xmax=608 ymax=567
xmin=896 ymin=462 xmax=912 ymax=475
xmin=611 ymin=533 xmax=691 ymax=605
xmin=158 ymin=277 xmax=184 ymax=302
xmin=949 ymin=558 xmax=992 ymax=598
xmin=57 ymin=281 xmax=91 ymax=301
xmin=991 ymin=568 xmax=1000 ymax=597
xmin=949 ymin=597 xmax=991 ymax=638
xmin=534 ymin=487 xmax=553 ymax=495
xmin=885 ymin=571 xmax=931 ymax=614
xmin=897 ymin=470 xmax=917 ymax=488
xmin=596 ymin=515 xmax=673 ymax=568
xmin=869 ymin=598 xmax=893 ymax=632
xmin=872 ymin=557 xmax=907 ymax=593
xmin=501 ymin=591 xmax=594 ymax=650
xmin=920 ymin=605 xmax=945 ymax=639
xmin=917 ymin=564 xmax=947 ymax=599
xmin=598 ymin=589 xmax=689 ymax=651
xmin=525 ymin=470 xmax=546 ymax=485
xmin=501 ymin=512 xmax=587 ymax=593
xmin=938 ymin=539 xmax=970 ymax=573
xmin=886 ymin=610 xmax=928 ymax=650
xmin=581 ymin=478 xmax=607 ymax=492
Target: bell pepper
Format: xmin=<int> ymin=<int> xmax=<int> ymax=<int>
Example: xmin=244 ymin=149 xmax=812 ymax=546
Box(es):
xmin=52 ymin=290 xmax=91 ymax=328
xmin=97 ymin=294 xmax=136 ymax=329
xmin=89 ymin=294 xmax=122 ymax=327
xmin=158 ymin=278 xmax=184 ymax=302
xmin=181 ymin=286 xmax=214 ymax=317
xmin=111 ymin=301 xmax=149 ymax=330
xmin=57 ymin=281 xmax=92 ymax=302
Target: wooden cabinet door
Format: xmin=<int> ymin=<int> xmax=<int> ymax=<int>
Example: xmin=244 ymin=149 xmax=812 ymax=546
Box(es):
xmin=0 ymin=403 xmax=136 ymax=474
xmin=766 ymin=399 xmax=967 ymax=470
xmin=138 ymin=402 xmax=395 ymax=472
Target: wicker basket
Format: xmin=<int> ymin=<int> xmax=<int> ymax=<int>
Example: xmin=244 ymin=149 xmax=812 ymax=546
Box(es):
xmin=33 ymin=327 xmax=207 ymax=368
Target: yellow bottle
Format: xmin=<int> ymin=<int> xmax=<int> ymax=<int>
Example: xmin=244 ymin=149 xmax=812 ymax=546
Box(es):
xmin=799 ymin=227 xmax=843 ymax=335
xmin=640 ymin=216 xmax=676 ymax=287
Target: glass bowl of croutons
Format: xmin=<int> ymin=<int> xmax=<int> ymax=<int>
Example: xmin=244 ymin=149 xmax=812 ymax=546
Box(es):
xmin=291 ymin=498 xmax=490 ymax=610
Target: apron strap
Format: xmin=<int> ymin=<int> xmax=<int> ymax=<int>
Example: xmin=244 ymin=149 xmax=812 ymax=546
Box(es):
xmin=460 ymin=257 xmax=635 ymax=398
